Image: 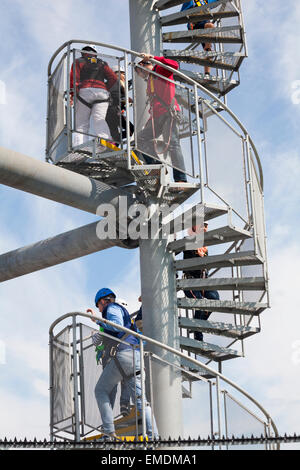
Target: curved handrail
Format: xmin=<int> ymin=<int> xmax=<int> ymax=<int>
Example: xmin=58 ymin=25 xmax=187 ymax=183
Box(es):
xmin=49 ymin=311 xmax=279 ymax=438
xmin=47 ymin=39 xmax=264 ymax=190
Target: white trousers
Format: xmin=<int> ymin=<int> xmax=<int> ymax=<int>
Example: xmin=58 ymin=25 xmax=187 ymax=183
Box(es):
xmin=73 ymin=87 xmax=112 ymax=147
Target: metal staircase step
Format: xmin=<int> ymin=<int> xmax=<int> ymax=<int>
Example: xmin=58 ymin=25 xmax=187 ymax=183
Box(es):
xmin=156 ymin=0 xmax=197 ymax=10
xmin=180 ymin=336 xmax=242 ymax=361
xmin=177 ymin=276 xmax=266 ymax=291
xmin=175 ymin=250 xmax=263 ymax=271
xmin=163 ymin=26 xmax=243 ymax=44
xmin=164 ymin=49 xmax=245 ymax=72
xmin=164 ymin=202 xmax=228 ymax=234
xmin=156 ymin=0 xmax=231 ymax=11
xmin=178 ymin=68 xmax=239 ymax=95
xmin=178 ymin=298 xmax=267 ymax=315
xmin=161 ymin=5 xmax=239 ymax=26
xmin=168 ymin=225 xmax=252 ymax=253
xmin=179 ymin=317 xmax=260 ymax=339
xmin=180 ymin=357 xmax=216 ymax=379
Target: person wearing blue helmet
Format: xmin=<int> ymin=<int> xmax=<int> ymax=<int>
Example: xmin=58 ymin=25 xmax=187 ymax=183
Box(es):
xmin=87 ymin=288 xmax=158 ymax=440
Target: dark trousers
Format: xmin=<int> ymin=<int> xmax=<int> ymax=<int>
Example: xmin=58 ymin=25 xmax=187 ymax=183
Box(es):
xmin=184 ymin=289 xmax=220 ymax=341
xmin=106 ymin=105 xmax=134 ymax=142
xmin=137 ymin=113 xmax=187 ymax=182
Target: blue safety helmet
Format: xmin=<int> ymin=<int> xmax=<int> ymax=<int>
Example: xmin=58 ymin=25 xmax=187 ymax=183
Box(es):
xmin=95 ymin=288 xmax=116 ymax=306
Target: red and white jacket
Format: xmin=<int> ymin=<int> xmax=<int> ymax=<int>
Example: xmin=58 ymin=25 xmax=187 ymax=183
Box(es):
xmin=70 ymin=56 xmax=117 ymax=95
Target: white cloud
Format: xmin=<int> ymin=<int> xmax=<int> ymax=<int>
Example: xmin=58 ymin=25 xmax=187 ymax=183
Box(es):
xmin=0 ymin=389 xmax=48 ymax=440
xmin=226 ymin=241 xmax=300 ymax=434
xmin=243 ymin=0 xmax=300 ymax=110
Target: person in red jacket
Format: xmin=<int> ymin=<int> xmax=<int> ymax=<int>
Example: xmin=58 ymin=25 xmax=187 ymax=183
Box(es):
xmin=70 ymin=45 xmax=119 ymax=148
xmin=135 ymin=54 xmax=187 ymax=184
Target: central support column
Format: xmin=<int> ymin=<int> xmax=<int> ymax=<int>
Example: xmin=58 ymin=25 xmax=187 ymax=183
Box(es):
xmin=139 ymin=231 xmax=183 ymax=439
xmin=130 ymin=1 xmax=183 ymax=438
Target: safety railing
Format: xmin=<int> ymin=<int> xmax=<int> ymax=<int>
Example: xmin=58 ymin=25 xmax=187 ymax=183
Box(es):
xmin=46 ymin=40 xmax=264 ymax=191
xmin=46 ymin=40 xmax=267 ymax=276
xmin=49 ymin=312 xmax=278 ymax=447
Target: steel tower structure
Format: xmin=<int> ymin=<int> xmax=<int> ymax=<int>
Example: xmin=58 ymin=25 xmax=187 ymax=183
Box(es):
xmin=0 ymin=1 xmax=274 ymax=444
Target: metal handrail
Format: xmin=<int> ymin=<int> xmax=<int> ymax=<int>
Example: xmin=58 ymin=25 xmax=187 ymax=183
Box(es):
xmin=49 ymin=311 xmax=279 ymax=439
xmin=47 ymin=39 xmax=264 ymax=190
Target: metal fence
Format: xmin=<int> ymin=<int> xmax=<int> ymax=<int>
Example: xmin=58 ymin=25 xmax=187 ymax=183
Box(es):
xmin=49 ymin=312 xmax=278 ymax=446
xmin=45 ymin=41 xmax=266 ymax=228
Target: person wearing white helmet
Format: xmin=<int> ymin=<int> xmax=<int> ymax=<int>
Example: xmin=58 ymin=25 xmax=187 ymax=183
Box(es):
xmin=70 ymin=44 xmax=119 ymax=147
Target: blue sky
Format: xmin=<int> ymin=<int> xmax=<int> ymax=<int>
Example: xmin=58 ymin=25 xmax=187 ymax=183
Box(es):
xmin=0 ymin=0 xmax=300 ymax=441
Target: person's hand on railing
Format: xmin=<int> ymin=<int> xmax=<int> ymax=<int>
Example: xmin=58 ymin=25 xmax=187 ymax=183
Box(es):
xmin=86 ymin=308 xmax=97 ymax=323
xmin=140 ymin=53 xmax=154 ymax=62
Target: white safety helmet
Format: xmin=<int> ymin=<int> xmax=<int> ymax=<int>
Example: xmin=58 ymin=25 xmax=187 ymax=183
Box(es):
xmin=111 ymin=64 xmax=125 ymax=74
xmin=81 ymin=44 xmax=97 ymax=54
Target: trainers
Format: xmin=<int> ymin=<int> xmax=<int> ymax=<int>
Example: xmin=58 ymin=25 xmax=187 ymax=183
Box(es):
xmin=96 ymin=432 xmax=118 ymax=442
xmin=120 ymin=404 xmax=130 ymax=417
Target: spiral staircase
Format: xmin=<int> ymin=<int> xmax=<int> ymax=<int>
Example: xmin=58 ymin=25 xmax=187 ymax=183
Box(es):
xmin=45 ymin=0 xmax=272 ymax=444
xmin=158 ymin=0 xmax=246 ymax=97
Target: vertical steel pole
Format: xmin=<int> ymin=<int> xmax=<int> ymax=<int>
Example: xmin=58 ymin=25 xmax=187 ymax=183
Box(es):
xmin=209 ymin=381 xmax=214 ymax=439
xmin=79 ymin=324 xmax=85 ymax=437
xmin=216 ymin=376 xmax=222 ymax=441
xmin=72 ymin=315 xmax=80 ymax=441
xmin=147 ymin=353 xmax=155 ymax=440
xmin=133 ymin=346 xmax=139 ymax=441
xmin=49 ymin=332 xmax=54 ymax=442
xmin=129 ymin=0 xmax=161 ymax=56
xmin=194 ymin=85 xmax=205 ymax=203
xmin=139 ymin=234 xmax=183 ymax=439
xmin=223 ymin=391 xmax=229 ymax=439
xmin=124 ymin=52 xmax=132 ymax=170
xmin=139 ymin=338 xmax=147 ymax=439
xmin=130 ymin=0 xmax=183 ymax=439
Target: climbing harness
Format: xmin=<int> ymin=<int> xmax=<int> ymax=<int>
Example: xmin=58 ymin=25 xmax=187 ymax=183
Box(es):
xmin=148 ymin=73 xmax=182 ymax=155
xmin=76 ymin=93 xmax=111 ymax=109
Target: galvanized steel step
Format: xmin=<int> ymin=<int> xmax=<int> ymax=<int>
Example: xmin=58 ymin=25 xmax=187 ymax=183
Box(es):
xmin=163 ymin=26 xmax=243 ymax=44
xmin=179 ymin=317 xmax=260 ymax=339
xmin=175 ymin=250 xmax=263 ymax=271
xmin=178 ymin=298 xmax=267 ymax=315
xmin=164 ymin=49 xmax=245 ymax=72
xmin=164 ymin=202 xmax=228 ymax=234
xmin=177 ymin=276 xmax=266 ymax=291
xmin=168 ymin=225 xmax=252 ymax=252
xmin=156 ymin=0 xmax=232 ymax=11
xmin=180 ymin=336 xmax=242 ymax=361
xmin=161 ymin=5 xmax=239 ymax=26
xmin=155 ymin=0 xmax=195 ymax=10
xmin=178 ymin=68 xmax=239 ymax=95
xmin=180 ymin=357 xmax=216 ymax=380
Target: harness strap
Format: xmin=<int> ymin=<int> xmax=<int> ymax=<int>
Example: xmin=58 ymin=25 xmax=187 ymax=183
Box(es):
xmin=77 ymin=93 xmax=111 ymax=109
xmin=112 ymin=355 xmax=141 ymax=381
